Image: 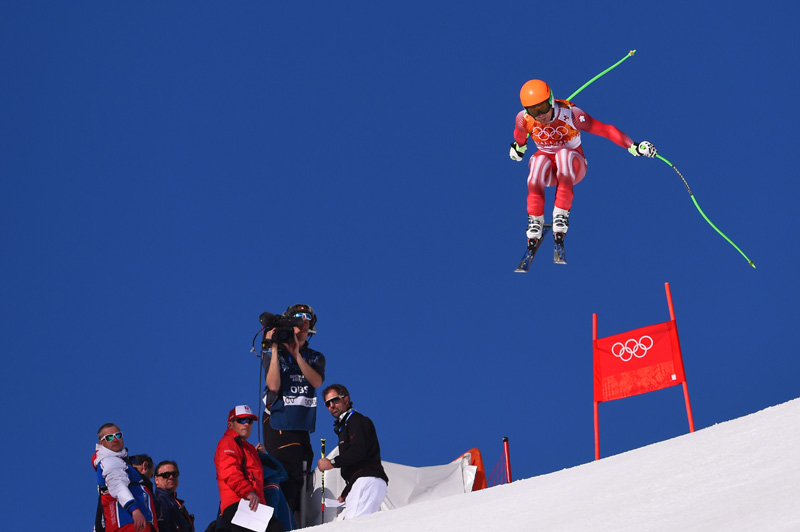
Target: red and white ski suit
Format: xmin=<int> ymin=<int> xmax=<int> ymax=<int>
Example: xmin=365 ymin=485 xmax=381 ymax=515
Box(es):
xmin=513 ymin=101 xmax=633 ymax=216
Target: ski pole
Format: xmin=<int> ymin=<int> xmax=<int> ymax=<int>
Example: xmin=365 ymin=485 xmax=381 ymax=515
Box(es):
xmin=563 ymin=50 xmax=754 ymax=268
xmin=656 ymin=154 xmax=756 ymax=268
xmin=567 ymin=50 xmax=636 ymax=101
xmin=320 ymin=438 xmax=326 ymax=524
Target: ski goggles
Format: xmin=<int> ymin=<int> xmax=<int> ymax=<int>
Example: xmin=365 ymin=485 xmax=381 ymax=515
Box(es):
xmin=525 ymin=99 xmax=553 ymax=117
xmin=325 ymin=395 xmax=345 ymax=408
xmin=293 ymin=312 xmax=313 ymax=320
xmin=100 ymin=432 xmax=123 ymax=442
xmin=231 ymin=417 xmax=254 ymax=425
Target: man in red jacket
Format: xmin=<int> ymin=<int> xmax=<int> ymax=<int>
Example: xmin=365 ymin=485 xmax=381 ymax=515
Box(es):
xmin=214 ymin=405 xmax=283 ymax=532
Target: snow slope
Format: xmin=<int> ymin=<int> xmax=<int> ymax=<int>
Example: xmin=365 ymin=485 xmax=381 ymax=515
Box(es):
xmin=307 ymin=398 xmax=800 ymax=531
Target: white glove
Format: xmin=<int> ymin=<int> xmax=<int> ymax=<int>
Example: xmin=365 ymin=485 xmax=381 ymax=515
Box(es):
xmin=509 ymin=142 xmax=527 ymax=161
xmin=628 ymin=141 xmax=657 ymax=157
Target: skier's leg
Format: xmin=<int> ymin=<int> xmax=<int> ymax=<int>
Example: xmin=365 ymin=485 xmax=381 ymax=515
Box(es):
xmin=552 ymin=149 xmax=587 ymax=212
xmin=526 ymin=152 xmax=556 ymax=216
xmin=552 ymin=149 xmax=587 ymax=234
xmin=526 ymin=153 xmax=556 ymax=240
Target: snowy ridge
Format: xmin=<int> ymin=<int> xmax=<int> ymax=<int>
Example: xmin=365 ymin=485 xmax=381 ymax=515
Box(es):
xmin=309 ymin=398 xmax=800 ymax=531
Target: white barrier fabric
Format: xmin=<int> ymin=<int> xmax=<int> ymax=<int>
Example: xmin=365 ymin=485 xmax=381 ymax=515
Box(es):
xmin=305 ymin=447 xmax=477 ymax=525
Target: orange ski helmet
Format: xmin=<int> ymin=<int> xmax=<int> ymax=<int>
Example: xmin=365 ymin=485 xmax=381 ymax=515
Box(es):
xmin=520 ymin=79 xmax=553 ymax=108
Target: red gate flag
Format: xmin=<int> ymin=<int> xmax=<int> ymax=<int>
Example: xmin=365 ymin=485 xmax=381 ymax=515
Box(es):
xmin=593 ymin=320 xmax=686 ymax=403
xmin=593 ymin=283 xmax=694 ymax=460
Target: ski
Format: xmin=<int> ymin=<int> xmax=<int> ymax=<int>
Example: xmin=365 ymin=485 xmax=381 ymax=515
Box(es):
xmin=553 ymin=232 xmax=567 ymax=264
xmin=515 ymin=225 xmax=551 ymax=273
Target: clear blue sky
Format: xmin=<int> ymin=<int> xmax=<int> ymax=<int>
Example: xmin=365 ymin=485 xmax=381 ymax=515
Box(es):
xmin=2 ymin=2 xmax=797 ymax=529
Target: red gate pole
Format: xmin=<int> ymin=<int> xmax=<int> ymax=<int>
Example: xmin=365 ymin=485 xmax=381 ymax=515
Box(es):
xmin=682 ymin=382 xmax=695 ymax=432
xmin=593 ymin=313 xmax=601 ymax=460
xmin=594 ymin=401 xmax=600 ymax=460
xmin=502 ymin=437 xmax=512 ymax=483
xmin=664 ymin=283 xmax=695 ymax=432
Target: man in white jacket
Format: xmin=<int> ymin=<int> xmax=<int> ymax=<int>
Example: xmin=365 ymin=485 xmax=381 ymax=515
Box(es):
xmin=93 ymin=423 xmax=156 ymax=532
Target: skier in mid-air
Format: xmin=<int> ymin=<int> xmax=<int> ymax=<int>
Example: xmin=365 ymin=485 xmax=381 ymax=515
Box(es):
xmin=510 ymin=79 xmax=657 ymax=254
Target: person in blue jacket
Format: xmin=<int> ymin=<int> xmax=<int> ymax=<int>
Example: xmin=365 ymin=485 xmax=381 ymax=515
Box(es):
xmin=256 ymin=443 xmax=295 ymax=531
xmin=92 ymin=423 xmax=157 ymax=532
xmin=262 ymin=303 xmax=326 ymax=521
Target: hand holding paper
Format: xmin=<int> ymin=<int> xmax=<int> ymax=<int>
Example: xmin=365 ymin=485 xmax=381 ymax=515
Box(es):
xmin=231 ymin=499 xmax=275 ymax=532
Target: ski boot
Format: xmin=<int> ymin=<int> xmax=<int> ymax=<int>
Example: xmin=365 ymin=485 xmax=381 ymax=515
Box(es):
xmin=526 ymin=215 xmax=544 ymax=251
xmin=552 ymin=208 xmax=569 ymax=264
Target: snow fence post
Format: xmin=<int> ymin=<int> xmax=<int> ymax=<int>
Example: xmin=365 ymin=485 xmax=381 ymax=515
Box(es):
xmin=502 ymin=437 xmax=512 ymax=483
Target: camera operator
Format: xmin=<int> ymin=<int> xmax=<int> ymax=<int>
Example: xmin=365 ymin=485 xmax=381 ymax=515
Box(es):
xmin=261 ymin=303 xmax=326 ymax=524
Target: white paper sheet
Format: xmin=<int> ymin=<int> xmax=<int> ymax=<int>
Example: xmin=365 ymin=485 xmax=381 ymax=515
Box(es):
xmin=230 ymin=499 xmax=275 ymax=532
xmin=324 ymin=498 xmax=345 ymax=507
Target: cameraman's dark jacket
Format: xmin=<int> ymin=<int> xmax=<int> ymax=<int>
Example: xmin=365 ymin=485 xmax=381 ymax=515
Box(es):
xmin=331 ymin=409 xmax=388 ymax=498
xmin=262 ymin=343 xmax=326 ymax=433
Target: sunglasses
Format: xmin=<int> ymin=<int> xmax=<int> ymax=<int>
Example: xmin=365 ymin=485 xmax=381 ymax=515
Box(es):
xmin=325 ymin=395 xmax=345 ymax=408
xmin=157 ymin=471 xmax=179 ymax=479
xmin=100 ymin=432 xmax=123 ymax=442
xmin=525 ymin=99 xmax=553 ymax=117
xmin=232 ymin=417 xmax=254 ymax=425
xmin=293 ymin=312 xmax=313 ymax=320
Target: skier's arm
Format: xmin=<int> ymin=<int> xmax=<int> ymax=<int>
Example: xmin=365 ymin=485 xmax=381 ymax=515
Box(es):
xmin=510 ymin=111 xmax=530 ymax=161
xmin=513 ymin=110 xmax=529 ymax=146
xmin=572 ymin=107 xmax=633 ymax=149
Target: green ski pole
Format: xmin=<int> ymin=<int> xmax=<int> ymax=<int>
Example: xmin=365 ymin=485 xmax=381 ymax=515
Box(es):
xmin=657 ymin=154 xmax=756 ymax=268
xmin=567 ymin=50 xmax=636 ymax=101
xmin=564 ymin=50 xmax=755 ymax=268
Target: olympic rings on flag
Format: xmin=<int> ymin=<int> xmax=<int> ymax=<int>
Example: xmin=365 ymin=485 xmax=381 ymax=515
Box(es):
xmin=611 ymin=336 xmax=654 ymax=362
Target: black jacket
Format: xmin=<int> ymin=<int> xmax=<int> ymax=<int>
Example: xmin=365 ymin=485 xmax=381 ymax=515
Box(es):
xmin=154 ymin=487 xmax=195 ymax=532
xmin=332 ymin=410 xmax=388 ymax=498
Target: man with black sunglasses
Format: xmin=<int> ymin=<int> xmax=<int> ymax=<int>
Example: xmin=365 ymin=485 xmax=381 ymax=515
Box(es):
xmin=509 ymin=79 xmax=657 ymax=253
xmin=92 ymin=423 xmax=157 ymax=532
xmin=154 ymin=460 xmax=195 ymax=532
xmin=262 ymin=303 xmax=326 ymax=521
xmin=317 ymin=384 xmax=388 ymax=520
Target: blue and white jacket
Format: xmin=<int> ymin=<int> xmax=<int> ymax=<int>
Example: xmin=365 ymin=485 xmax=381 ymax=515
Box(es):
xmin=93 ymin=445 xmax=155 ymax=531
